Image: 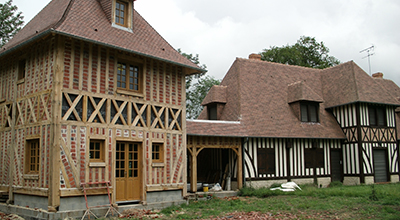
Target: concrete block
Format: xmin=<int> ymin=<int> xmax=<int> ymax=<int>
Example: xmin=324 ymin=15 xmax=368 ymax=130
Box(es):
xmin=343 ymin=176 xmax=360 ymax=185
xmin=390 ymin=175 xmax=399 ymax=183
xmin=14 ymin=194 xmax=48 ymax=210
xmin=365 ymin=176 xmax=374 ymax=185
xmin=317 ymin=177 xmax=331 ymax=188
xmin=146 ymin=190 xmax=182 ymax=203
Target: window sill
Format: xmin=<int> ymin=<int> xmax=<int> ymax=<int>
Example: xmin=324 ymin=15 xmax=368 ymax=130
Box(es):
xmin=152 ymin=162 xmax=164 ymax=168
xmin=111 ymin=23 xmax=133 ymax=33
xmin=116 ymin=88 xmax=144 ymax=98
xmin=17 ymin=78 xmax=25 ymax=85
xmin=89 ymin=162 xmax=106 ymax=168
xmin=23 ymin=174 xmax=39 ymax=180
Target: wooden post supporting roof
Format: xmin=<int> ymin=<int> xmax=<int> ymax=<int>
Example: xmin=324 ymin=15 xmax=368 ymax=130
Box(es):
xmin=48 ymin=35 xmax=64 ymax=211
xmin=187 ymin=136 xmax=243 ymax=192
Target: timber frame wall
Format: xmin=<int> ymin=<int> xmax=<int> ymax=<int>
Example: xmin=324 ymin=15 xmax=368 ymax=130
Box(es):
xmin=240 ymin=138 xmax=342 ymax=181
xmin=0 ymin=35 xmax=188 ymax=209
xmin=331 ymin=103 xmax=399 ymax=183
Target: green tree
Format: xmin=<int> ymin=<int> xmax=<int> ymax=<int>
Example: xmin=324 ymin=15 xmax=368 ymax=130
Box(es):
xmin=0 ymin=0 xmax=24 ymax=48
xmin=261 ymin=36 xmax=340 ymax=69
xmin=177 ymin=48 xmax=207 ymax=90
xmin=178 ymin=49 xmax=216 ymax=119
xmin=186 ymin=75 xmax=221 ymax=119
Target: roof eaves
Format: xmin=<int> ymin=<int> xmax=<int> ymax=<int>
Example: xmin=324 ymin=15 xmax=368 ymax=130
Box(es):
xmin=325 ymin=101 xmax=400 ymax=110
xmin=0 ymin=29 xmax=53 ymax=59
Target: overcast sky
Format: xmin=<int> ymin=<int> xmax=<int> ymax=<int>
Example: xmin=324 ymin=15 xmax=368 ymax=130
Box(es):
xmin=8 ymin=0 xmax=400 ymax=86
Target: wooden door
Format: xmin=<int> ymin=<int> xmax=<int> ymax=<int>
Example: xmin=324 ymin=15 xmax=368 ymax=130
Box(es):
xmin=373 ymin=149 xmax=388 ymax=183
xmin=115 ymin=142 xmax=141 ymax=201
xmin=330 ymin=149 xmax=342 ymax=182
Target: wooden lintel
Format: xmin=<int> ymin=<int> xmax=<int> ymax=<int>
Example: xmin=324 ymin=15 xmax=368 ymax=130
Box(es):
xmin=14 ymin=188 xmax=48 ymax=197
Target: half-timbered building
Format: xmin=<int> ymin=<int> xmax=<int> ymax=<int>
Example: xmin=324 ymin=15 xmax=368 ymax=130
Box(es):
xmin=0 ymin=0 xmax=202 ymax=215
xmin=187 ymin=54 xmax=400 ymax=191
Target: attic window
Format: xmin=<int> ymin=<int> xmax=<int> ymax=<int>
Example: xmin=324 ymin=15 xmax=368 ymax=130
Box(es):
xmin=300 ymin=101 xmax=319 ymax=123
xmin=115 ymin=1 xmax=128 ymax=27
xmin=208 ymin=104 xmax=218 ymax=120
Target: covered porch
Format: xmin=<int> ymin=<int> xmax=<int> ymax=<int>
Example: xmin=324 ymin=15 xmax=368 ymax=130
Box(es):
xmin=187 ymin=135 xmax=243 ymax=193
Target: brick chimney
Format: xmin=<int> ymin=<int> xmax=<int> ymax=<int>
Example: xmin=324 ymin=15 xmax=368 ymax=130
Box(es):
xmin=249 ymin=53 xmax=262 ymax=60
xmin=372 ymin=72 xmax=383 ymax=78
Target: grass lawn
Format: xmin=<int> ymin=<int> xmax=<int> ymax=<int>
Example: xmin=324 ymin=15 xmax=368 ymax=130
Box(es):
xmin=120 ymin=182 xmax=400 ymax=219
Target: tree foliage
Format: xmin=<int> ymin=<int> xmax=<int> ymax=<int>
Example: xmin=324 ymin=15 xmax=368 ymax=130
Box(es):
xmin=0 ymin=0 xmax=24 ymax=48
xmin=178 ymin=49 xmax=218 ymax=119
xmin=177 ymin=48 xmax=207 ymax=90
xmin=186 ymin=75 xmax=221 ymax=119
xmin=260 ymin=36 xmax=340 ymax=69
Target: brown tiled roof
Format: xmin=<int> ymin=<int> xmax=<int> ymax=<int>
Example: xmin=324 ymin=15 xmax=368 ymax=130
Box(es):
xmin=287 ymin=81 xmax=324 ymax=104
xmin=186 ymin=120 xmax=245 ymax=137
xmin=191 ymin=58 xmax=400 ymax=139
xmin=0 ymin=0 xmax=202 ymax=74
xmin=201 ymin=85 xmax=227 ymax=106
xmin=321 ymin=61 xmax=400 ymax=108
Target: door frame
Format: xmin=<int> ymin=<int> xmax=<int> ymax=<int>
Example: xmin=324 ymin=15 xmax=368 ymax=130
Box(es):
xmin=373 ymin=147 xmax=389 ymax=183
xmin=330 ymin=148 xmax=343 ymax=182
xmin=114 ymin=140 xmax=143 ymax=203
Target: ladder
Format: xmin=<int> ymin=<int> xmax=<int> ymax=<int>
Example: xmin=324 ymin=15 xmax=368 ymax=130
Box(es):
xmin=80 ymin=181 xmax=121 ymax=220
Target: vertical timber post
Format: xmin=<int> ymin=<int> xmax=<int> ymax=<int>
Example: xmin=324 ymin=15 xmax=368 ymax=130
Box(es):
xmin=355 ymin=103 xmax=365 ymax=183
xmin=237 ymin=144 xmax=243 ymax=189
xmin=48 ymin=35 xmax=64 ymax=212
xmin=7 ymin=64 xmax=18 ymax=203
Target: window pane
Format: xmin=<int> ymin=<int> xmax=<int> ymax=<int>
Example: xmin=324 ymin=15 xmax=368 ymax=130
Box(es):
xmin=377 ymin=107 xmax=385 ymax=126
xmin=300 ymin=104 xmax=308 ymax=122
xmin=369 ymin=107 xmax=377 ymax=126
xmin=309 ymin=105 xmax=318 ymax=122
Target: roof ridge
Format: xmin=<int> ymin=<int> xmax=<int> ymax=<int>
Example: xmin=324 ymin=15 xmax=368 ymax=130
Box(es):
xmin=236 ymin=57 xmax=322 ymax=71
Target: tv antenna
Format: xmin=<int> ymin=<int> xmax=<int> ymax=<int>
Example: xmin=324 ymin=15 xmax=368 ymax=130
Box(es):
xmin=360 ymin=45 xmax=375 ymax=75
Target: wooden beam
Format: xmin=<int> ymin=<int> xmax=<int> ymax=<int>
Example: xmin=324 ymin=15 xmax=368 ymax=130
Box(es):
xmin=189 ymin=146 xmax=197 ymax=192
xmin=237 ymin=145 xmax=243 ymax=189
xmin=48 ymin=35 xmax=64 ymax=211
xmin=8 ymin=75 xmax=17 ymax=203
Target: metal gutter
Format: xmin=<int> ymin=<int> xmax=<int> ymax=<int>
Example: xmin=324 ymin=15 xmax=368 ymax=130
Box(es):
xmin=0 ymin=29 xmax=53 ymax=59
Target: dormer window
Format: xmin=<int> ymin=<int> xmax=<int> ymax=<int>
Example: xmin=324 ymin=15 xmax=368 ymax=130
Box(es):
xmin=112 ymin=0 xmax=133 ymax=31
xmin=300 ymin=101 xmax=319 ymax=123
xmin=208 ymin=104 xmax=218 ymax=120
xmin=115 ymin=1 xmax=128 ymax=27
